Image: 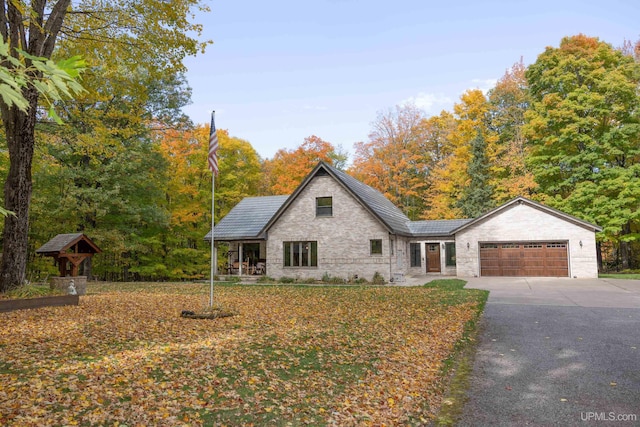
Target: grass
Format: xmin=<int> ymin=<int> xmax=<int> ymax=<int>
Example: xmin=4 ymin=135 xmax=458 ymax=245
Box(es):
xmin=0 ymin=280 xmax=487 ymax=426
xmin=600 ymin=273 xmax=640 ymax=280
xmin=426 ymin=280 xmax=489 ymax=425
xmin=0 ymin=283 xmax=65 ymax=300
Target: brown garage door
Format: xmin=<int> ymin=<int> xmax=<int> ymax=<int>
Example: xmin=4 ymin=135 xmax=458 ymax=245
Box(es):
xmin=480 ymin=242 xmax=569 ymax=277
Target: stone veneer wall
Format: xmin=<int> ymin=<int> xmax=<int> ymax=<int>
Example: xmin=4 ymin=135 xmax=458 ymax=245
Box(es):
xmin=266 ymin=175 xmax=399 ymax=282
xmin=405 ymin=240 xmax=457 ymax=276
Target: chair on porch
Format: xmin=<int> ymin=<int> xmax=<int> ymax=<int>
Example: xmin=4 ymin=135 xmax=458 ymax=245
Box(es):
xmin=255 ymin=262 xmax=266 ymax=275
xmin=228 ymin=261 xmax=240 ymax=274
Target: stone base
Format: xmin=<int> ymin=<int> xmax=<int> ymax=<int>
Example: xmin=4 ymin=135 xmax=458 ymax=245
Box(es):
xmin=50 ymin=276 xmax=87 ymax=296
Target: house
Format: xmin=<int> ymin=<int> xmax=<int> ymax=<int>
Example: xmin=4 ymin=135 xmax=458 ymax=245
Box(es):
xmin=205 ymin=162 xmax=602 ymax=281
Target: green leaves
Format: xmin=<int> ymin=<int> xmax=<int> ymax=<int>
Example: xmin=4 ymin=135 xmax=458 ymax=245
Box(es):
xmin=0 ymin=41 xmax=30 ymax=111
xmin=525 ymin=35 xmax=640 ymax=247
xmin=0 ymin=40 xmax=85 ymax=122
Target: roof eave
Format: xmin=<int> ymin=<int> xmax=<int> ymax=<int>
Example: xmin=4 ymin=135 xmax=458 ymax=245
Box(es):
xmin=204 ymin=234 xmax=266 ymax=242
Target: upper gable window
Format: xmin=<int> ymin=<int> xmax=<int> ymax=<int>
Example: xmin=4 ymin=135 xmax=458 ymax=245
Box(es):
xmin=316 ymin=197 xmax=333 ymax=217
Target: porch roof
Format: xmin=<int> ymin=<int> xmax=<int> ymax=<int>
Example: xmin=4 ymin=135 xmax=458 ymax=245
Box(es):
xmin=408 ymin=219 xmax=473 ymax=237
xmin=205 ymin=195 xmax=289 ymax=241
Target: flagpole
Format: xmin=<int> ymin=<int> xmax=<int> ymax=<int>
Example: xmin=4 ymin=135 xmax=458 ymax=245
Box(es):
xmin=210 ymin=171 xmax=215 ymax=308
xmin=208 ymin=110 xmax=219 ymax=308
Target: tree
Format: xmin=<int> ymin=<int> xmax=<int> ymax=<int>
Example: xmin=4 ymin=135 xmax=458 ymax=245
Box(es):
xmin=487 ymin=59 xmax=537 ymax=202
xmin=0 ymin=0 xmax=209 ymax=291
xmin=263 ymin=135 xmax=345 ymax=195
xmin=524 ymin=34 xmax=640 ymax=269
xmin=424 ymin=89 xmax=492 ymax=219
xmin=1 ymin=0 xmax=83 ymax=291
xmin=457 ymin=129 xmax=495 ymax=217
xmin=215 ymin=129 xmax=263 ymax=216
xmin=351 ymin=104 xmax=429 ymax=220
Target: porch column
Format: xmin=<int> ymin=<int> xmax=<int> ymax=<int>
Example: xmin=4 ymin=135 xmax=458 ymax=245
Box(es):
xmin=238 ymin=243 xmax=244 ymax=276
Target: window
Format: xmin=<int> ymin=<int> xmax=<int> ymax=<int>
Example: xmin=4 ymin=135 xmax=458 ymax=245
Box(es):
xmin=370 ymin=239 xmax=382 ymax=255
xmin=316 ymin=197 xmax=332 ymax=217
xmin=283 ymin=241 xmax=318 ymax=267
xmin=410 ymin=243 xmax=421 ymax=267
xmin=445 ymin=242 xmax=456 ymax=267
xmin=546 ymin=243 xmax=566 ymax=248
xmin=480 ymin=243 xmax=498 ymax=249
xmin=523 ymin=243 xmax=543 ymax=249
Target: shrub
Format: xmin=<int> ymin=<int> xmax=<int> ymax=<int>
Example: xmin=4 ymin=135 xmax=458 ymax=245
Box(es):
xmin=371 ymin=271 xmax=385 ymax=285
xmin=320 ymin=272 xmax=346 ymax=284
xmin=278 ymin=277 xmax=295 ymax=284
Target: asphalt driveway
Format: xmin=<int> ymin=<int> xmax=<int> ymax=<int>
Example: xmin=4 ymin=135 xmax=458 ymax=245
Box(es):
xmin=457 ymin=277 xmax=640 ymax=426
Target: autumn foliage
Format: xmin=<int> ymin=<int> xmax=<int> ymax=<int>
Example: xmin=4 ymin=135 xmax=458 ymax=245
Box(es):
xmin=262 ymin=135 xmax=346 ymax=195
xmin=0 ymin=282 xmax=486 ymax=425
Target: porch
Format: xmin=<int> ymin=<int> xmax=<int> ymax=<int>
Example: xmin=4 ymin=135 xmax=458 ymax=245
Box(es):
xmin=216 ymin=240 xmax=267 ymax=277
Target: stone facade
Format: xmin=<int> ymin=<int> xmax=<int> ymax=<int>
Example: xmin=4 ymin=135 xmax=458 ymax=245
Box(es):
xmin=266 ymin=175 xmax=400 ymax=282
xmin=405 ymin=240 xmax=458 ymax=276
xmin=455 ymin=202 xmax=599 ymax=278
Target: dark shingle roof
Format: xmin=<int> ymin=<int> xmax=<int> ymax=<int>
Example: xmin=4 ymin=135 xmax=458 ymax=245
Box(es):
xmin=36 ymin=233 xmax=101 ymax=254
xmin=326 ymin=164 xmax=413 ymax=235
xmin=408 ymin=219 xmax=473 ymax=237
xmin=205 ymin=195 xmax=289 ymax=241
xmin=206 ymin=163 xmax=489 ymax=242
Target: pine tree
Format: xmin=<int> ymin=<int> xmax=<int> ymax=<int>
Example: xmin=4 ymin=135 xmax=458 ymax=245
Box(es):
xmin=457 ymin=129 xmax=495 ymax=218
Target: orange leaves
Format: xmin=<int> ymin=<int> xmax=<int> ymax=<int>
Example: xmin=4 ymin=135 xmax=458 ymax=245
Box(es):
xmin=0 ymin=284 xmax=484 ymax=426
xmin=262 ymin=135 xmax=340 ymax=195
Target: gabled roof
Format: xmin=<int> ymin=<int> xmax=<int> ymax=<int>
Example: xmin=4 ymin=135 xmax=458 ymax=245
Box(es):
xmin=452 ymin=196 xmax=603 ymax=234
xmin=36 ymin=233 xmax=102 ymax=255
xmin=205 ymin=195 xmax=289 ymax=241
xmin=409 ymin=219 xmax=473 ymax=237
xmin=262 ymin=162 xmax=413 ymax=236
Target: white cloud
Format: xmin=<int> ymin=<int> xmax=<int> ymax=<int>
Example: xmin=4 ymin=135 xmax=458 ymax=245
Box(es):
xmin=402 ymin=92 xmax=453 ymax=113
xmin=471 ymin=78 xmax=498 ymax=95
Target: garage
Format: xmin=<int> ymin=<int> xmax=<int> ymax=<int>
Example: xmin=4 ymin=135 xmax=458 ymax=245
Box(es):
xmin=479 ymin=242 xmax=569 ymax=277
xmin=453 ymin=197 xmax=601 ymax=278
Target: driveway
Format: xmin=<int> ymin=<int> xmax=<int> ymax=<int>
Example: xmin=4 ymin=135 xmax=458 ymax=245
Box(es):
xmin=457 ymin=277 xmax=640 ymax=426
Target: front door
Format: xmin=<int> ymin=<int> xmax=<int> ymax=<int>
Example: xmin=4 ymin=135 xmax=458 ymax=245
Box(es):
xmin=427 ymin=243 xmax=441 ymax=273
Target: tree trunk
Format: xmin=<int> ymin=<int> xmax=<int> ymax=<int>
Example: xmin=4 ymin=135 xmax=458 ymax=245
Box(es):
xmin=620 ymin=222 xmax=632 ymax=271
xmin=0 ymin=92 xmax=38 ymax=292
xmin=0 ymin=0 xmax=71 ymax=292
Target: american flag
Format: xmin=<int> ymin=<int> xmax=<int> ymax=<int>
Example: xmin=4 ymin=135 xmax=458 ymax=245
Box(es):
xmin=208 ymin=111 xmax=219 ymax=175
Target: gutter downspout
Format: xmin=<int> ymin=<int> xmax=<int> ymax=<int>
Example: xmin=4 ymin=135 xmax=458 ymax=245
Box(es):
xmin=389 ymin=233 xmax=394 ymax=283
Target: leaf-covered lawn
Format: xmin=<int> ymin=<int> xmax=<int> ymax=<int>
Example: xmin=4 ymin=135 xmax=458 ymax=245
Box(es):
xmin=0 ymin=282 xmax=486 ymax=426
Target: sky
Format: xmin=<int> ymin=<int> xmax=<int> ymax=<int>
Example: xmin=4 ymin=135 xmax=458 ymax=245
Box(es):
xmin=182 ymin=0 xmax=640 ymax=161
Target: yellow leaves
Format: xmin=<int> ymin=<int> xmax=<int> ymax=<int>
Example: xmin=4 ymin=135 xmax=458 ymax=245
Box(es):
xmin=0 ymin=283 xmax=483 ymax=426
